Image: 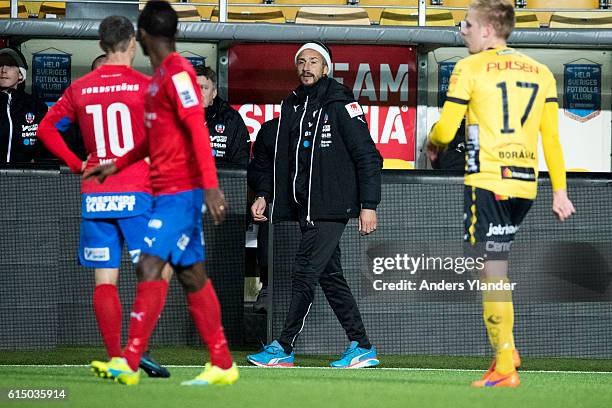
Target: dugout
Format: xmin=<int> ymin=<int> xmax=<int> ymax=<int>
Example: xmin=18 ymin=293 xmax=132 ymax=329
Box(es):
xmin=0 ymin=19 xmax=611 ymax=357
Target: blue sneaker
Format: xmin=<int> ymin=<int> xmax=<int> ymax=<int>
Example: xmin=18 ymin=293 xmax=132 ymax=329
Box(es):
xmin=247 ymin=340 xmax=295 ymax=367
xmin=330 ymin=341 xmax=379 ymax=369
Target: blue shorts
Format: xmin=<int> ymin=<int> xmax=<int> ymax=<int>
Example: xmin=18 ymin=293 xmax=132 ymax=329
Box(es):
xmin=142 ymin=189 xmax=205 ymax=267
xmin=79 ymin=213 xmax=150 ymax=268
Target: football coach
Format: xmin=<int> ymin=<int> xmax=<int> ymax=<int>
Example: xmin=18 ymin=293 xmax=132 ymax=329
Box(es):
xmin=247 ymin=41 xmax=383 ymax=368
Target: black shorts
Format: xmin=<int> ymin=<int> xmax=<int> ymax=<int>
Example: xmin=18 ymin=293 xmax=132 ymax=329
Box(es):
xmin=463 ymin=186 xmax=533 ymax=260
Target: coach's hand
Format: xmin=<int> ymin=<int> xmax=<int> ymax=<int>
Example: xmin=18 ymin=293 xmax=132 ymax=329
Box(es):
xmin=359 ymin=209 xmax=377 ymax=236
xmin=251 ymin=196 xmax=268 ymax=222
xmin=206 ymin=188 xmax=227 ymax=225
xmin=552 ymin=189 xmax=576 ymax=222
xmin=425 ymin=138 xmax=441 ymax=164
xmin=83 ymin=163 xmax=118 ymax=183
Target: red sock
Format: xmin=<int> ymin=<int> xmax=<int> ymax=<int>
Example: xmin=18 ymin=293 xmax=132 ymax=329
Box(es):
xmin=187 ymin=280 xmax=233 ymax=369
xmin=123 ymin=280 xmax=169 ymax=371
xmin=93 ymin=284 xmax=122 ymax=359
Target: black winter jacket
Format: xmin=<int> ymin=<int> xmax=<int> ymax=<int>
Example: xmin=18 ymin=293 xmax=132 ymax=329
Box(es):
xmin=0 ymin=88 xmax=48 ymax=163
xmin=206 ymin=96 xmax=250 ymax=168
xmin=253 ymin=76 xmax=382 ymax=222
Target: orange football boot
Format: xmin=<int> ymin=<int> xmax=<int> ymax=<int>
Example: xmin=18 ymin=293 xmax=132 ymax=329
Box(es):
xmin=481 ymin=349 xmax=521 ymax=379
xmin=471 ymin=369 xmax=520 ymax=388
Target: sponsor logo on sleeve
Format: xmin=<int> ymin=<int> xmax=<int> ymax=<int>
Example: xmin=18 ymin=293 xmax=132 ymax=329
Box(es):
xmin=84 ymin=247 xmax=110 ymax=261
xmin=345 ymin=102 xmax=364 ymax=118
xmin=172 ymin=71 xmax=199 ymax=108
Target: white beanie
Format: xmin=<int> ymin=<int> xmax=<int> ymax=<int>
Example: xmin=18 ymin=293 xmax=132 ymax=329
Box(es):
xmin=294 ymin=42 xmax=333 ymax=75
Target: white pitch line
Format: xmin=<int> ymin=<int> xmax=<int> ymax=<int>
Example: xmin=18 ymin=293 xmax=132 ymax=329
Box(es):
xmin=3 ymin=364 xmax=612 ymax=375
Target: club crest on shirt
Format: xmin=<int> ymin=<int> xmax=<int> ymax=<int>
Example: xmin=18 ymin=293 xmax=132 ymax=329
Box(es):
xmin=215 ymin=124 xmax=225 ymax=134
xmin=148 ymin=82 xmax=159 ymax=97
xmin=25 ymin=112 xmax=35 ymax=124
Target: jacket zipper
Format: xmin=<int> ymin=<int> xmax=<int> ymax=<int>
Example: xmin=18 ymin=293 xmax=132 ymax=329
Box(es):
xmin=306 ymin=109 xmax=323 ymax=223
xmin=292 ymin=95 xmax=309 ymax=206
xmin=6 ymin=92 xmax=13 ymax=163
xmin=270 ymin=100 xmax=284 ymax=223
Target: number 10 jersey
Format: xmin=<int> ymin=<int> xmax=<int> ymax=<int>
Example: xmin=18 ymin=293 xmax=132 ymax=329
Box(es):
xmin=41 ymin=65 xmax=152 ymax=197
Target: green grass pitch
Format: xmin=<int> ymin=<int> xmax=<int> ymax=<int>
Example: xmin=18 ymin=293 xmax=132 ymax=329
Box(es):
xmin=1 ymin=348 xmax=611 ymax=408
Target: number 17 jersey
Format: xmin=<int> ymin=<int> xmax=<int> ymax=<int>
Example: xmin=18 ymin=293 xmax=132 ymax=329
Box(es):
xmin=446 ymin=47 xmax=558 ymax=199
xmin=43 ymin=65 xmax=152 ymax=196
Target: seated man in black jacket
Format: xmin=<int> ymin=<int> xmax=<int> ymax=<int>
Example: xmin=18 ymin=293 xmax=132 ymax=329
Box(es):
xmin=195 ymin=65 xmax=250 ymax=168
xmin=0 ymin=47 xmax=49 ymax=164
xmin=247 ymin=42 xmax=383 ymax=369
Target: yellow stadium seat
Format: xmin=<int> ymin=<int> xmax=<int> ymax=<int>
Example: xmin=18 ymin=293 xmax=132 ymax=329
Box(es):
xmin=379 ymin=8 xmax=455 ymax=26
xmin=549 ymin=11 xmax=612 ymax=28
xmin=194 ymin=0 xmax=267 ymax=20
xmin=522 ymin=0 xmax=599 ymax=8
xmin=358 ymin=0 xmax=417 ymax=25
xmin=38 ymin=2 xmax=65 ymax=18
xmin=172 ymin=4 xmax=201 ymax=21
xmin=140 ymin=3 xmax=200 ymax=21
xmin=441 ymin=0 xmax=470 ymax=22
xmin=514 ymin=10 xmax=541 ymax=28
xmin=0 ymin=1 xmax=28 ymax=18
xmin=22 ymin=1 xmax=41 ymax=17
xmin=522 ymin=0 xmax=599 ymax=26
xmin=276 ymin=0 xmax=347 ymax=22
xmin=295 ymin=6 xmax=370 ymax=25
xmin=211 ymin=6 xmax=285 ymax=23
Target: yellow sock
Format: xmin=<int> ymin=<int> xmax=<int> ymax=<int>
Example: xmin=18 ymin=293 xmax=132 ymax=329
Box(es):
xmin=482 ymin=277 xmax=515 ymax=374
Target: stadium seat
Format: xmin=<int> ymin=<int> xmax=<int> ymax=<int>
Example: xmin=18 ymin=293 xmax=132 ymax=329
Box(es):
xmin=211 ymin=6 xmax=285 ymax=23
xmin=189 ymin=0 xmax=266 ymax=22
xmin=514 ymin=10 xmax=540 ymax=27
xmin=22 ymin=1 xmax=41 ymax=17
xmin=521 ymin=0 xmax=599 ymax=27
xmin=0 ymin=1 xmax=28 ymax=18
xmin=379 ymin=8 xmax=455 ymax=26
xmin=440 ymin=0 xmax=470 ymax=22
xmin=276 ymin=0 xmax=348 ymax=22
xmin=358 ymin=0 xmax=417 ymax=25
xmin=295 ymin=6 xmax=370 ymax=25
xmin=173 ymin=4 xmax=201 ymax=21
xmin=140 ymin=3 xmax=200 ymax=21
xmin=38 ymin=2 xmax=65 ymax=18
xmin=549 ymin=11 xmax=612 ymax=28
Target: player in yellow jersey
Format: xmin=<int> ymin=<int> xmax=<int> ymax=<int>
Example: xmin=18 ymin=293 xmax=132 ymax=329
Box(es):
xmin=427 ymin=0 xmax=575 ymax=388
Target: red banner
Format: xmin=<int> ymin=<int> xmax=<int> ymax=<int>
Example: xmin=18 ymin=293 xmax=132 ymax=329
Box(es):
xmin=228 ymin=43 xmax=417 ymax=168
